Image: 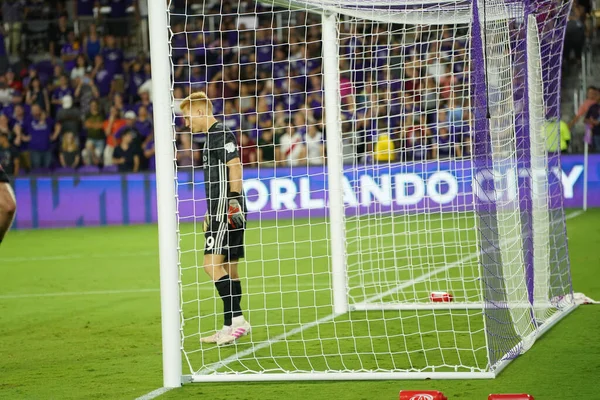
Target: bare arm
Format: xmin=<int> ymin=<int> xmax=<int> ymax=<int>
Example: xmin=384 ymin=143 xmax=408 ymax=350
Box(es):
xmin=227 ymin=156 xmax=243 ymax=194
xmin=133 ymin=154 xmax=140 ymax=172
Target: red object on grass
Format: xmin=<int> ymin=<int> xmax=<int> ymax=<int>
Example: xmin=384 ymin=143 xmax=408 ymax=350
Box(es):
xmin=488 ymin=395 xmax=534 ymax=400
xmin=399 ymin=390 xmax=448 ymax=400
xmin=429 ymin=291 xmax=453 ymax=302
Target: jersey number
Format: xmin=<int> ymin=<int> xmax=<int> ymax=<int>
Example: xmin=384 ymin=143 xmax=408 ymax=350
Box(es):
xmin=205 ymin=236 xmax=215 ymax=251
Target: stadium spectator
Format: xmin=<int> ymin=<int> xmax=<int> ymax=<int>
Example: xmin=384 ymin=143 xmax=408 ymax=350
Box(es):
xmin=564 ymin=6 xmax=587 ymax=67
xmin=138 ymin=62 xmax=153 ymax=98
xmin=115 ymin=110 xmax=143 ymax=152
xmin=4 ymin=90 xmax=29 ymax=119
xmin=584 ymin=95 xmax=600 ymax=150
xmin=103 ymin=106 xmax=126 ymax=165
xmin=101 ymin=35 xmax=125 ymax=77
xmin=56 ymin=95 xmax=81 ymax=137
xmin=569 ymin=86 xmax=598 ymax=128
xmin=239 ymin=131 xmax=257 ymax=167
xmin=74 ymin=70 xmax=100 ymax=117
xmin=10 ymin=104 xmax=29 ymax=137
xmin=407 ymin=114 xmax=431 ymax=161
xmin=134 ymin=105 xmax=153 ymax=142
xmin=451 ymin=109 xmax=472 ymax=158
xmin=82 ymin=99 xmax=105 ymax=166
xmin=258 ymin=127 xmax=275 ymax=166
xmin=26 ymin=78 xmax=51 ymax=115
xmin=2 ymin=0 xmax=25 ymax=55
xmin=70 ymin=54 xmax=88 ymax=82
xmin=143 ymin=134 xmax=155 ymax=170
xmin=5 ymin=69 xmax=22 ymax=92
xmin=305 ymin=123 xmax=325 ymax=165
xmin=91 ymin=54 xmax=113 ymax=99
xmin=0 ymin=134 xmax=19 ymax=177
xmin=50 ymin=64 xmax=65 ymax=91
xmin=26 ymin=104 xmax=60 ymax=169
xmin=61 ymin=31 xmax=82 ymax=74
xmin=49 ymin=13 xmax=73 ymax=63
xmin=51 ymin=75 xmax=74 ymax=116
xmin=176 ymin=133 xmax=199 ymax=168
xmin=126 ymin=61 xmax=145 ymax=103
xmin=82 ymin=23 xmax=102 ymax=63
xmin=276 ymin=125 xmax=306 ymax=166
xmin=112 ymin=130 xmax=140 ymax=173
xmin=432 ymin=125 xmax=453 ymax=160
xmin=544 ymin=118 xmax=571 ymax=153
xmin=135 ymin=89 xmax=153 ymax=115
xmin=59 ymin=131 xmax=80 ymax=168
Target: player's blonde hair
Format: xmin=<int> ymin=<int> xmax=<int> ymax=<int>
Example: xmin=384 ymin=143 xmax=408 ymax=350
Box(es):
xmin=180 ymin=91 xmax=214 ymax=115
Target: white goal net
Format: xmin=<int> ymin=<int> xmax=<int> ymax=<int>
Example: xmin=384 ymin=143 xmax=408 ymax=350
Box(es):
xmin=151 ymin=0 xmax=577 ymax=382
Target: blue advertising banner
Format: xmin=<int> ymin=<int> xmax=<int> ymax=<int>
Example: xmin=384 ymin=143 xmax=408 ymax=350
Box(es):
xmin=11 ymin=155 xmax=599 ymax=229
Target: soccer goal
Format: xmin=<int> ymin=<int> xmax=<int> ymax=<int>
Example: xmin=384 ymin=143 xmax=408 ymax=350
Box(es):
xmin=148 ymin=0 xmax=577 ymax=386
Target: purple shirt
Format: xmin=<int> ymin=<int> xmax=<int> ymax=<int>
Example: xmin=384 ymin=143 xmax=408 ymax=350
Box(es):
xmin=61 ymin=43 xmax=80 ymax=72
xmin=256 ymin=39 xmax=273 ymax=64
xmin=127 ymin=71 xmax=145 ymax=98
xmin=95 ymin=68 xmax=113 ymax=97
xmin=134 ymin=119 xmax=153 ymax=138
xmin=145 ymin=139 xmax=155 ymax=170
xmin=27 ymin=117 xmax=54 ymax=152
xmin=52 ymin=87 xmax=74 ymax=112
xmin=102 ymin=47 xmax=124 ymax=76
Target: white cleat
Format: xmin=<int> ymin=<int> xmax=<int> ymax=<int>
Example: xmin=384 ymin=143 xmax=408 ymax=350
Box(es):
xmin=216 ymin=320 xmax=252 ymax=346
xmin=200 ymin=327 xmax=231 ymax=344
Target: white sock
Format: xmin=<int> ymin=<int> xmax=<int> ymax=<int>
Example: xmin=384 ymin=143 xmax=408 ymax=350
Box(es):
xmin=232 ymin=315 xmax=245 ymax=326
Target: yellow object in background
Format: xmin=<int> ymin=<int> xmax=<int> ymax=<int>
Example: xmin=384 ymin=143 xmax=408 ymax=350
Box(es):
xmin=374 ymin=134 xmax=395 ymax=162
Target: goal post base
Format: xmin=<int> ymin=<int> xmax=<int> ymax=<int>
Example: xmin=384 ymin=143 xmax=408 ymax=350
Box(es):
xmin=186 ymin=371 xmax=496 ymax=382
xmin=351 ymin=302 xmax=553 ymax=311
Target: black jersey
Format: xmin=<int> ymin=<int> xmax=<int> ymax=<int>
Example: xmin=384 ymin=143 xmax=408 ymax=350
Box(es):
xmin=203 ymin=121 xmax=243 ymax=222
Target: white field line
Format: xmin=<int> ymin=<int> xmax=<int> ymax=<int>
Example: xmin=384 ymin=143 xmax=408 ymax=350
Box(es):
xmin=195 ymin=209 xmax=585 ymax=376
xmin=134 ymin=387 xmax=175 ymax=400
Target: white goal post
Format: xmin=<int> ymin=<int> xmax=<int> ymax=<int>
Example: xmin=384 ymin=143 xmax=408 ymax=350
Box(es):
xmin=148 ymin=0 xmax=577 ymax=386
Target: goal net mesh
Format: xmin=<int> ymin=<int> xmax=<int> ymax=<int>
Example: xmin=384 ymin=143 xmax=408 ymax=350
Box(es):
xmin=168 ymin=0 xmax=574 ymax=378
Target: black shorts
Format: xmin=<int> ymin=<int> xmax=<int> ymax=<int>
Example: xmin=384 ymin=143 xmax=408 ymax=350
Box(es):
xmin=0 ymin=164 xmax=9 ymax=183
xmin=204 ymin=218 xmax=245 ymax=261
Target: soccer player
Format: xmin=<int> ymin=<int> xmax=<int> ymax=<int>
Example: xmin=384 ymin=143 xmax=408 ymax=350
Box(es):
xmin=0 ymin=163 xmax=17 ymax=246
xmin=180 ymin=91 xmax=251 ymax=346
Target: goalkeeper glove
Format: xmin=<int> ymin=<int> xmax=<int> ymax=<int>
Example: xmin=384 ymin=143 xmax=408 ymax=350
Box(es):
xmin=227 ymin=192 xmax=245 ymax=229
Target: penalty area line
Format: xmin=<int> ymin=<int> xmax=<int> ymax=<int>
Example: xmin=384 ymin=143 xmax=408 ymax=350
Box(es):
xmin=134 ymin=386 xmax=176 ymax=400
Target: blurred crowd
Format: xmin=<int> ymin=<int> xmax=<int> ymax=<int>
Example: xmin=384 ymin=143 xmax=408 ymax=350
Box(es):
xmin=0 ymin=0 xmax=595 ymax=178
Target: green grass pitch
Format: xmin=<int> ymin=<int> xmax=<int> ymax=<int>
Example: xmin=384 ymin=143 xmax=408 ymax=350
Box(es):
xmin=1 ymin=209 xmax=599 ymax=399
